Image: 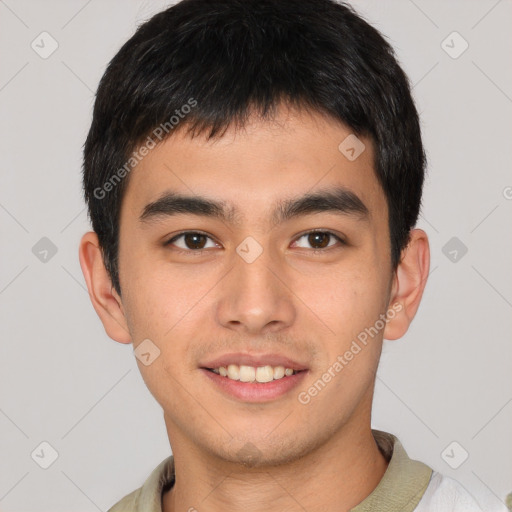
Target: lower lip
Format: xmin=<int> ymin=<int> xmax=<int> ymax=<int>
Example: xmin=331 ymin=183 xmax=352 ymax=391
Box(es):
xmin=200 ymin=368 xmax=309 ymax=403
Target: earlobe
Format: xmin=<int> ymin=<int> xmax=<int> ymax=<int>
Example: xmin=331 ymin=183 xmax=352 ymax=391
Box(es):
xmin=383 ymin=229 xmax=430 ymax=341
xmin=78 ymin=231 xmax=132 ymax=344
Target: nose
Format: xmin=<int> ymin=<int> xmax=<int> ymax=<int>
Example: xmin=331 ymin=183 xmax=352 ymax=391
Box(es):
xmin=215 ymin=241 xmax=296 ymax=335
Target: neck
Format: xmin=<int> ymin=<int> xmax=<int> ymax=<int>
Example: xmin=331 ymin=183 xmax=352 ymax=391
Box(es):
xmin=162 ymin=424 xmax=389 ymax=512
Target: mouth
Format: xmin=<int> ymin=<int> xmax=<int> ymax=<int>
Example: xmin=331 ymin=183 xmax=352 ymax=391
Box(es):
xmin=201 ymin=364 xmax=305 ymax=383
xmin=199 ymin=355 xmax=309 ymax=402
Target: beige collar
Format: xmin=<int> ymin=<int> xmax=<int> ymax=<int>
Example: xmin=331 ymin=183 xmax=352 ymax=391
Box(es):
xmin=350 ymin=430 xmax=432 ymax=511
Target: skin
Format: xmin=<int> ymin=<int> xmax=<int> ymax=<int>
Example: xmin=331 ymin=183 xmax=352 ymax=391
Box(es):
xmin=79 ymin=103 xmax=429 ymax=512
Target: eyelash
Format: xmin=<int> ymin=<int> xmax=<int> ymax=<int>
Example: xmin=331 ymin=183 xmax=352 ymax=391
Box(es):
xmin=164 ymin=230 xmax=346 ymax=255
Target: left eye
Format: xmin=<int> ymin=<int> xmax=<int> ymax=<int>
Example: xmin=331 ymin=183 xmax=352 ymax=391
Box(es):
xmin=292 ymin=231 xmax=344 ymax=250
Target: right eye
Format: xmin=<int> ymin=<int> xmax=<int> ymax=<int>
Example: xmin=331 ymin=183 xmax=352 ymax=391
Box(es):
xmin=164 ymin=231 xmax=220 ymax=253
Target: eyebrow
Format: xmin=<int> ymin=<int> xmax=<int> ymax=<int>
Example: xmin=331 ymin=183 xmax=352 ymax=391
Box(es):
xmin=139 ymin=186 xmax=370 ymax=226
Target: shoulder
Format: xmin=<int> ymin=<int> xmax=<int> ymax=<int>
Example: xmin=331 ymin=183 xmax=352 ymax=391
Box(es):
xmin=107 ymin=487 xmax=140 ymax=512
xmin=106 ymin=455 xmax=175 ymax=512
xmin=414 ymin=471 xmax=498 ymax=512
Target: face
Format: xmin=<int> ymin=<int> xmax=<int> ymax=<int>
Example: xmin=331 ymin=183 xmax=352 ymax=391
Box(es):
xmin=116 ymin=104 xmax=395 ymax=466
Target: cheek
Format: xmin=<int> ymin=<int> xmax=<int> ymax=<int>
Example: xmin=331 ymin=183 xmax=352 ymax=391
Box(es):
xmin=120 ymin=259 xmax=221 ymax=389
xmin=119 ymin=243 xmax=197 ymax=334
xmin=134 ymin=350 xmax=190 ymax=420
xmin=124 ymin=274 xmax=202 ymax=409
xmin=124 ymin=279 xmax=199 ymax=344
xmin=297 ymin=263 xmax=386 ymax=334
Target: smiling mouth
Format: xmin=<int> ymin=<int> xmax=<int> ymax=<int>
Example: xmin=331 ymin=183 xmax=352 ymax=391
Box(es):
xmin=202 ymin=364 xmax=305 ymax=383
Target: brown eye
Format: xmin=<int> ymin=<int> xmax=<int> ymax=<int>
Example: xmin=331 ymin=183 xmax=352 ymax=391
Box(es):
xmin=308 ymin=232 xmax=330 ymax=249
xmin=293 ymin=231 xmax=344 ymax=250
xmin=165 ymin=232 xmax=217 ymax=251
xmin=182 ymin=233 xmax=207 ymax=249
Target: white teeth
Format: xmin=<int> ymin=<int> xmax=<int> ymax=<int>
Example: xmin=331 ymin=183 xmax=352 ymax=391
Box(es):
xmin=256 ymin=365 xmax=274 ymax=383
xmin=210 ymin=364 xmax=298 ymax=383
xmin=239 ymin=365 xmax=255 ymax=382
xmin=227 ymin=364 xmax=240 ymax=380
xmin=273 ymin=366 xmax=285 ymax=379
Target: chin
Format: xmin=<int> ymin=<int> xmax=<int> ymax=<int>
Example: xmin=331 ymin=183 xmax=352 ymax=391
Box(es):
xmin=210 ymin=433 xmax=311 ymax=469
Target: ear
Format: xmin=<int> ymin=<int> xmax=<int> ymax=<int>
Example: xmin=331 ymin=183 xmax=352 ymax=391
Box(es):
xmin=383 ymin=229 xmax=430 ymax=341
xmin=78 ymin=231 xmax=132 ymax=344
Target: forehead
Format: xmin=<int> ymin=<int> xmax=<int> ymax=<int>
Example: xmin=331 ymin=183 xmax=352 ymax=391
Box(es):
xmin=120 ymin=106 xmax=387 ymax=227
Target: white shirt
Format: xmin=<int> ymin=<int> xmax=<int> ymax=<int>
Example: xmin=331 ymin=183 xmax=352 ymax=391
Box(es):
xmin=415 ymin=470 xmax=508 ymax=512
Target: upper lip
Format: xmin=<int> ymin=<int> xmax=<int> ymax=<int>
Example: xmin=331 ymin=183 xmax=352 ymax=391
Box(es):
xmin=200 ymin=353 xmax=309 ymax=371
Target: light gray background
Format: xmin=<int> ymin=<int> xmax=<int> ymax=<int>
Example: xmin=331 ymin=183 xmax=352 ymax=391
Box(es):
xmin=1 ymin=0 xmax=511 ymax=510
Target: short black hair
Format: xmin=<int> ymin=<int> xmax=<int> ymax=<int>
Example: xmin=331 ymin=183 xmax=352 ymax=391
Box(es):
xmin=82 ymin=0 xmax=425 ymax=297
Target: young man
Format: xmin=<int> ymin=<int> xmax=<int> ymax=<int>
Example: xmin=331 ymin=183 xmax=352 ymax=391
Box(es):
xmin=78 ymin=0 xmax=492 ymax=510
